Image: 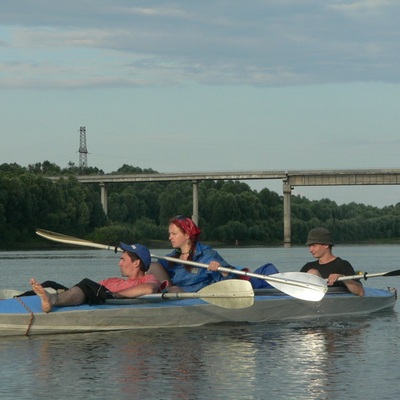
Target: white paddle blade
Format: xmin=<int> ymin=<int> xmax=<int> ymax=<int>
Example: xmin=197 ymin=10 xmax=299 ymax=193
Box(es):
xmin=36 ymin=229 xmax=115 ymax=250
xmin=197 ymin=280 xmax=254 ymax=309
xmin=265 ymin=272 xmax=328 ymax=302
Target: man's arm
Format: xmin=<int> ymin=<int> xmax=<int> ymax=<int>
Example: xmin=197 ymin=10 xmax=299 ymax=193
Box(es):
xmin=112 ymin=282 xmax=159 ymax=298
xmin=342 ymin=279 xmax=364 ymax=296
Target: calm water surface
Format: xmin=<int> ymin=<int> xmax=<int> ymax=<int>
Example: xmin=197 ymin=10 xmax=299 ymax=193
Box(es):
xmin=1 ymin=245 xmax=400 ymax=400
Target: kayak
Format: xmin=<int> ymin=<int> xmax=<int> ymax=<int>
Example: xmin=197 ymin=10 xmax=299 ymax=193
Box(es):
xmin=0 ymin=286 xmax=396 ymax=337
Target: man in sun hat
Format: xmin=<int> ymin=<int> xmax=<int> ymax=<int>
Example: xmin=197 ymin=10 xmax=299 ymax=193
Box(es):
xmin=30 ymin=242 xmax=161 ymax=313
xmin=301 ymin=228 xmax=364 ymax=296
xmin=306 ymin=227 xmax=334 ymax=246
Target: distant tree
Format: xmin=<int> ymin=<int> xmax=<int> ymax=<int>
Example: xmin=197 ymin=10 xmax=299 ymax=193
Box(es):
xmin=113 ymin=164 xmax=158 ymax=174
xmin=0 ymin=163 xmax=26 ymax=174
xmin=158 ymin=182 xmax=193 ymax=223
xmin=2 ymin=161 xmax=400 ymax=247
xmin=219 ymin=220 xmax=249 ymax=243
xmin=108 ymin=187 xmax=144 ymax=224
xmin=28 ymin=160 xmax=62 ymax=175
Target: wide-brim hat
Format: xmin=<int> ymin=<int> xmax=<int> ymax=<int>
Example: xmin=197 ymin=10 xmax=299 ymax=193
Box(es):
xmin=306 ymin=228 xmax=334 ymax=246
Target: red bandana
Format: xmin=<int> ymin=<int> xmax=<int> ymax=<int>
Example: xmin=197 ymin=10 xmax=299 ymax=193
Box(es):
xmin=172 ymin=216 xmax=201 ymax=240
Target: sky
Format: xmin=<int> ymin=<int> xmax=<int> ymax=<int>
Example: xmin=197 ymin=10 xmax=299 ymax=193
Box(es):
xmin=1 ymin=0 xmax=400 ymax=207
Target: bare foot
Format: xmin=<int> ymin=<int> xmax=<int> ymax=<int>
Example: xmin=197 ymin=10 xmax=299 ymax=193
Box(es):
xmin=30 ymin=278 xmax=53 ymax=313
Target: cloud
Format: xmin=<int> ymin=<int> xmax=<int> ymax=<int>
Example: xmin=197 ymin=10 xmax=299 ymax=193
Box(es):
xmin=329 ymin=0 xmax=394 ymax=14
xmin=1 ymin=1 xmax=400 ymax=89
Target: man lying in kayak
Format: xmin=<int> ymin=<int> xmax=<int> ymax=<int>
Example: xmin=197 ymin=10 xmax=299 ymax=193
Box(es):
xmin=301 ymin=228 xmax=364 ymax=296
xmin=30 ymin=243 xmax=161 ymax=313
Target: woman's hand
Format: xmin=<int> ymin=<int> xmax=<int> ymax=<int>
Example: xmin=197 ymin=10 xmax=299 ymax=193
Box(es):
xmin=208 ymin=261 xmax=229 ymax=277
xmin=208 ymin=260 xmax=221 ymax=271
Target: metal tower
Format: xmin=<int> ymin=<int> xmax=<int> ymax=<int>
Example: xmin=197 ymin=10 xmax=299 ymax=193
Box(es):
xmin=78 ymin=126 xmax=88 ymax=169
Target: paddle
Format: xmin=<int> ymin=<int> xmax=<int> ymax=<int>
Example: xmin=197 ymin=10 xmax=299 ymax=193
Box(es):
xmin=109 ymin=280 xmax=254 ymax=309
xmin=337 ymin=270 xmax=400 ymax=281
xmin=152 ymin=254 xmax=327 ymax=301
xmin=36 ymin=228 xmax=328 ymax=302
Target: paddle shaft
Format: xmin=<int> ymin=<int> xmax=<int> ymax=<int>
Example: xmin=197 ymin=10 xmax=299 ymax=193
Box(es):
xmin=153 ymin=254 xmax=326 ymax=292
xmin=36 ymin=229 xmax=324 ymax=290
xmin=0 ymin=289 xmax=250 ymax=302
xmin=35 ymin=229 xmax=399 ymax=282
xmin=36 ymin=228 xmax=327 ymax=301
xmin=148 ymin=292 xmax=248 ymax=299
xmin=338 ymin=270 xmax=400 ymax=281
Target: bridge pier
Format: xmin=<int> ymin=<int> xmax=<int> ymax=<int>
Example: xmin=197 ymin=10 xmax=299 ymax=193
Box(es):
xmin=283 ymin=181 xmax=292 ymax=247
xmin=192 ymin=180 xmax=199 ymax=225
xmin=99 ymin=182 xmax=108 ymax=215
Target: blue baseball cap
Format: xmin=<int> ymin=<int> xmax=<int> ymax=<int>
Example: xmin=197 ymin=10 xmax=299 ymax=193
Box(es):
xmin=119 ymin=243 xmax=151 ymax=271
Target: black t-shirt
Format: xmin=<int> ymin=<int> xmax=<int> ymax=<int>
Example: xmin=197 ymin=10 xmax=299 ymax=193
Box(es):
xmin=300 ymin=257 xmax=356 ymax=289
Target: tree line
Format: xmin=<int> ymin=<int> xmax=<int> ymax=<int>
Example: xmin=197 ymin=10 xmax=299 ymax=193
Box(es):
xmin=1 ymin=161 xmax=400 ymax=249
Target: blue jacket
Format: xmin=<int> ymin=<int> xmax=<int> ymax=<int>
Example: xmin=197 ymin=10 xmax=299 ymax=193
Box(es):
xmin=159 ymin=242 xmax=233 ymax=292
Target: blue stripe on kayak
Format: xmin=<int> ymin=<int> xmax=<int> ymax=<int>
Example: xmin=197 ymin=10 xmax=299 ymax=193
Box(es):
xmin=0 ymin=295 xmax=207 ymax=314
xmin=0 ymin=287 xmax=394 ymax=314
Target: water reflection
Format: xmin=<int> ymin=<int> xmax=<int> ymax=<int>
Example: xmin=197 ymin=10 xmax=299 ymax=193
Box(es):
xmin=0 ymin=312 xmax=398 ymax=400
xmin=1 ymin=246 xmax=399 ymax=399
xmin=282 ymin=323 xmax=366 ymax=398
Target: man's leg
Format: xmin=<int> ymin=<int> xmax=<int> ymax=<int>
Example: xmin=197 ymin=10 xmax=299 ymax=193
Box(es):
xmin=17 ymin=280 xmax=69 ymax=297
xmin=30 ymin=278 xmax=86 ymax=313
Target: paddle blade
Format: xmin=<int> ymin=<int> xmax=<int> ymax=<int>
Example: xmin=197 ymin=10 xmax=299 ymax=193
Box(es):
xmin=197 ymin=280 xmax=254 ymax=309
xmin=382 ymin=270 xmax=400 ymax=277
xmin=265 ymin=272 xmax=328 ymax=302
xmin=36 ymin=229 xmax=116 ymax=251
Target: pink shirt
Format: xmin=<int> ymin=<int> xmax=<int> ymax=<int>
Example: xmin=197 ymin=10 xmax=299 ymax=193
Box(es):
xmin=99 ymin=274 xmax=161 ymax=293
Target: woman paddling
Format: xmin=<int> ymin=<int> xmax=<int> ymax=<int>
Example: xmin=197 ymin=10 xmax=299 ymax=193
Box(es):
xmin=148 ymin=215 xmax=235 ymax=293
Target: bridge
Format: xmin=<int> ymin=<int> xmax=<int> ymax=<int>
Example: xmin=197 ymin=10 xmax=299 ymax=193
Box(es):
xmin=54 ymin=168 xmax=400 ymax=245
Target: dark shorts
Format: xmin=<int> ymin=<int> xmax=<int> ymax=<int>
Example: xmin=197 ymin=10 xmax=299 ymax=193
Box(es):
xmin=17 ymin=279 xmax=113 ymax=306
xmin=74 ymin=278 xmax=114 ymax=305
xmin=17 ymin=280 xmax=69 ymax=297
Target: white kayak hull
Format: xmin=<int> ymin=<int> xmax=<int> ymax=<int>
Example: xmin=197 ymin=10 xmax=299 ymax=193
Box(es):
xmin=0 ymin=287 xmax=396 ymax=337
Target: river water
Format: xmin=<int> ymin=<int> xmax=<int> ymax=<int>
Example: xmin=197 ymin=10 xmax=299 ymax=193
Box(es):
xmin=0 ymin=245 xmax=399 ymax=400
